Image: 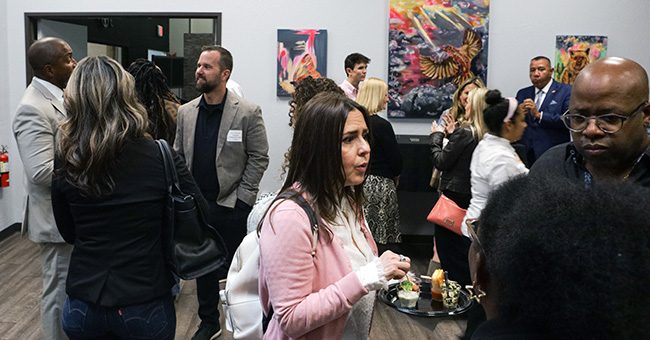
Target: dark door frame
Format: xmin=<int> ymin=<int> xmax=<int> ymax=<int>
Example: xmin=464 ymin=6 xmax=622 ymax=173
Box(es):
xmin=24 ymin=12 xmax=222 ymax=85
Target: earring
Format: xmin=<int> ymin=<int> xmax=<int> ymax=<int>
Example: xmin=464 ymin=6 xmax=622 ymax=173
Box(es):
xmin=465 ymin=281 xmax=487 ymax=303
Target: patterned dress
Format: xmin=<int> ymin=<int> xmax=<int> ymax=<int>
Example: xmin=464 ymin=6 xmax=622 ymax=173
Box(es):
xmin=364 ymin=175 xmax=401 ymax=244
xmin=362 ymin=114 xmax=403 ymax=244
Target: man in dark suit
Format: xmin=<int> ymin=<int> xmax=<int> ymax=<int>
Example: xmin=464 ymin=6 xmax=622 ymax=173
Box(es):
xmin=174 ymin=45 xmax=269 ymax=340
xmin=530 ymin=57 xmax=650 ymax=187
xmin=516 ymin=56 xmax=571 ymax=165
xmin=13 ymin=37 xmax=76 ymax=340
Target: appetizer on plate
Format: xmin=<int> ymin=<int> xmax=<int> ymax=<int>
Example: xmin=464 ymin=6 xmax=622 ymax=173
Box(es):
xmin=430 ymin=269 xmax=445 ymax=302
xmin=397 ymin=277 xmax=420 ymax=308
xmin=441 ymin=280 xmax=461 ymax=309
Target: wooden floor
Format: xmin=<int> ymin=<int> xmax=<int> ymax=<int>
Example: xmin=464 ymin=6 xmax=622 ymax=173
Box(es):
xmin=0 ymin=232 xmax=465 ymax=339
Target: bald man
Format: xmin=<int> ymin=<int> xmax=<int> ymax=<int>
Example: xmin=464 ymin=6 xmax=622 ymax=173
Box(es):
xmin=530 ymin=57 xmax=650 ymax=187
xmin=13 ymin=37 xmax=76 ymax=340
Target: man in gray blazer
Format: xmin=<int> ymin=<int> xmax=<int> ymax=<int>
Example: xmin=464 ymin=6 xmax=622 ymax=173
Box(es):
xmin=174 ymin=45 xmax=269 ymax=340
xmin=13 ymin=37 xmax=76 ymax=340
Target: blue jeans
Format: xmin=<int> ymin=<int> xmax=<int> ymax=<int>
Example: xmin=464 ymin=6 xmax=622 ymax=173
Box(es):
xmin=62 ymin=295 xmax=175 ymax=340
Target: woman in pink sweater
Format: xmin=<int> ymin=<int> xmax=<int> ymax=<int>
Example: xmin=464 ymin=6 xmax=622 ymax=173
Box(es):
xmin=259 ymin=93 xmax=411 ymax=339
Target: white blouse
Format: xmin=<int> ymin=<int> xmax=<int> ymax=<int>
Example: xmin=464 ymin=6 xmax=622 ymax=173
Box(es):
xmin=463 ymin=133 xmax=529 ymax=236
xmin=331 ymin=198 xmax=377 ymax=340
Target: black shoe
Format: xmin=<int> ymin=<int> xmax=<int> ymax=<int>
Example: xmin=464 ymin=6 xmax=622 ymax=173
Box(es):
xmin=191 ymin=323 xmax=222 ymax=340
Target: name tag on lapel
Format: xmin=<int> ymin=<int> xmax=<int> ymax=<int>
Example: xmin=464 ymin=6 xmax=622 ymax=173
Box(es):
xmin=227 ymin=130 xmax=243 ymax=142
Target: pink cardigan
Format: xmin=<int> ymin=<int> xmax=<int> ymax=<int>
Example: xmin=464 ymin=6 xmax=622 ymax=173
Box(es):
xmin=259 ymin=197 xmax=378 ymax=340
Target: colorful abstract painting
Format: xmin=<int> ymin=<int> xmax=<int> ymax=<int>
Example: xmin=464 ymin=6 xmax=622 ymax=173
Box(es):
xmin=388 ymin=0 xmax=490 ymax=119
xmin=277 ymin=29 xmax=327 ymax=97
xmin=554 ymin=35 xmax=607 ymax=85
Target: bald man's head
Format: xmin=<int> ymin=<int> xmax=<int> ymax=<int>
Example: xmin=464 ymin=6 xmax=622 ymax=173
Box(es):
xmin=570 ymin=57 xmax=650 ymax=176
xmin=27 ymin=37 xmax=76 ymax=88
xmin=574 ymin=57 xmax=649 ymax=104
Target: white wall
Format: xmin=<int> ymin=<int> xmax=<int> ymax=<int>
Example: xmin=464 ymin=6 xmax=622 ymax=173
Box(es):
xmin=487 ymin=0 xmax=650 ymax=97
xmin=0 ymin=0 xmax=18 ymax=231
xmin=2 ymin=0 xmax=650 ymax=231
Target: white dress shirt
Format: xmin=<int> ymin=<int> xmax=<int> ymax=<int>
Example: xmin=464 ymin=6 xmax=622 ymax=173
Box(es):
xmin=462 ymin=133 xmax=529 ymax=236
xmin=535 ymin=80 xmax=553 ymax=121
xmin=33 ymin=76 xmax=64 ymax=102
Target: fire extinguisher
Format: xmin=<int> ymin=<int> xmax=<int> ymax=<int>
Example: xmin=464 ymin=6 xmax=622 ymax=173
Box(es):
xmin=0 ymin=145 xmax=9 ymax=188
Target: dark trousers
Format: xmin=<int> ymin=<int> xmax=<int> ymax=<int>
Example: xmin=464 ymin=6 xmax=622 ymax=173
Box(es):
xmin=62 ymin=295 xmax=175 ymax=340
xmin=434 ymin=190 xmax=472 ymax=287
xmin=433 ymin=190 xmax=487 ymax=339
xmin=196 ymin=199 xmax=251 ymax=326
xmin=435 ymin=225 xmax=472 ymax=286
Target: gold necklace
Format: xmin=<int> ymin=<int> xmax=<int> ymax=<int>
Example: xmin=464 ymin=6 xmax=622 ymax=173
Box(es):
xmin=622 ymin=167 xmax=635 ymax=181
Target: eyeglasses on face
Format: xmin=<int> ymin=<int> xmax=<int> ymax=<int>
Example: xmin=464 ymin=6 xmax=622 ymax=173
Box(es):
xmin=561 ymin=102 xmax=647 ymax=134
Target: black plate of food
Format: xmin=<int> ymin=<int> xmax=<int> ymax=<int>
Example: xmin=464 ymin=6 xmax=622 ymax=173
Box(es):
xmin=378 ymin=281 xmax=472 ymax=317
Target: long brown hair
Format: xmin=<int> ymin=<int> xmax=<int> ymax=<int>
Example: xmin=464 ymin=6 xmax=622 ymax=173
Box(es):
xmin=56 ymin=56 xmax=149 ymax=197
xmin=280 ymin=92 xmax=370 ymax=226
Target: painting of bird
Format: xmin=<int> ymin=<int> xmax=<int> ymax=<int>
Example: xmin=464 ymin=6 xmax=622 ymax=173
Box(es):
xmin=419 ymin=29 xmax=482 ymax=86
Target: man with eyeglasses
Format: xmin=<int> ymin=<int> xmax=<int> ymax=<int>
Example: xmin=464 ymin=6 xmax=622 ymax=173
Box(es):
xmin=515 ymin=56 xmax=572 ymax=166
xmin=530 ymin=57 xmax=650 ymax=187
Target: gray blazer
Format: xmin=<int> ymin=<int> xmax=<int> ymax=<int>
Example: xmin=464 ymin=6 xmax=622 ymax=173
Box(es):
xmin=174 ymin=91 xmax=269 ymax=208
xmin=12 ymin=80 xmax=66 ymax=243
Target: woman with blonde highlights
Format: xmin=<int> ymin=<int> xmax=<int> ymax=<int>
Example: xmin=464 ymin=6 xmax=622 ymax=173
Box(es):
xmin=441 ymin=76 xmax=486 ymax=124
xmin=52 ymin=56 xmax=207 ymax=339
xmin=431 ymin=87 xmax=491 ymax=338
xmin=356 ymin=78 xmax=403 ymax=248
xmin=430 ymin=87 xmax=488 ymax=287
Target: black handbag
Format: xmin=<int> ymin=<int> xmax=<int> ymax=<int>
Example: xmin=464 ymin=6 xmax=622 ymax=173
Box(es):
xmin=156 ymin=139 xmax=228 ymax=280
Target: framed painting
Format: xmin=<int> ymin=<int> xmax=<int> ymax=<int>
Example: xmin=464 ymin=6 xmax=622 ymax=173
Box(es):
xmin=277 ymin=29 xmax=327 ymax=97
xmin=554 ymin=35 xmax=607 ymax=85
xmin=388 ymin=0 xmax=490 ymax=119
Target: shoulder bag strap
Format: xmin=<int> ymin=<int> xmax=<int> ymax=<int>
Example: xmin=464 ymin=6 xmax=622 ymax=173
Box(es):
xmin=276 ymin=190 xmax=319 ymax=257
xmin=262 ymin=190 xmax=319 ymax=333
xmin=157 ymin=139 xmax=184 ymax=195
xmin=156 ymin=139 xmax=175 ymax=265
xmin=156 ymin=140 xmax=173 ymax=195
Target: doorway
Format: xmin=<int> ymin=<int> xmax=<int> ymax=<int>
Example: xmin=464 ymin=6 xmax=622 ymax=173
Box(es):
xmin=24 ymin=13 xmax=222 ymax=101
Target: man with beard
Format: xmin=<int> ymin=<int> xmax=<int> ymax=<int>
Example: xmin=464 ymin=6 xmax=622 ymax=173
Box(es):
xmin=13 ymin=37 xmax=76 ymax=340
xmin=530 ymin=57 xmax=650 ymax=187
xmin=174 ymin=45 xmax=269 ymax=339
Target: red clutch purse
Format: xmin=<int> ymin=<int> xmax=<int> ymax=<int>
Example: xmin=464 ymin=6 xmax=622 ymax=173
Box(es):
xmin=426 ymin=194 xmax=466 ymax=235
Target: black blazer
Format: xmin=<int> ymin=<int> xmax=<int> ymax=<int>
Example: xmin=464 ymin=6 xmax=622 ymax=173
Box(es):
xmin=430 ymin=127 xmax=478 ymax=195
xmin=52 ymin=137 xmax=207 ymax=307
xmin=368 ymin=114 xmax=402 ymax=179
